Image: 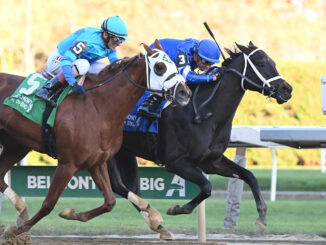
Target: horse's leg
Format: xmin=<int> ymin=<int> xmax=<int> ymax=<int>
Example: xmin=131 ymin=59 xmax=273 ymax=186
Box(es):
xmin=201 ymin=155 xmax=267 ymax=231
xmin=165 ymin=157 xmax=212 ymax=215
xmin=6 ymin=163 xmax=77 ymax=235
xmin=59 ymin=162 xmax=116 ymax=222
xmin=108 ymin=156 xmax=174 ymax=240
xmin=0 ymin=132 xmax=30 ymax=226
xmin=114 ymin=147 xmax=139 ymax=195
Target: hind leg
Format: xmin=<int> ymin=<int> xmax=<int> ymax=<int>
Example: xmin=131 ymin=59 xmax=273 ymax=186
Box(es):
xmin=109 ymin=151 xmax=174 ymax=240
xmin=0 ymin=132 xmax=31 ymax=226
xmin=201 ymin=155 xmax=267 ymax=232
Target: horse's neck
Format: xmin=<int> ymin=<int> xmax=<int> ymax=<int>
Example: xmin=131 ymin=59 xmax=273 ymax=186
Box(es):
xmin=198 ymin=57 xmax=246 ymax=122
xmin=89 ymin=59 xmax=147 ymax=120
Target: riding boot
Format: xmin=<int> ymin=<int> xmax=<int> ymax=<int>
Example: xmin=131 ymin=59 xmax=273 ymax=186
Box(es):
xmin=137 ymin=94 xmax=164 ymax=119
xmin=35 ymin=76 xmax=64 ymax=107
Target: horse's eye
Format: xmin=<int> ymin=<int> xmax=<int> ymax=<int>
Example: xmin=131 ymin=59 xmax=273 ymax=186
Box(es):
xmin=257 ymin=63 xmax=264 ymax=68
xmin=154 ymin=62 xmax=167 ymax=76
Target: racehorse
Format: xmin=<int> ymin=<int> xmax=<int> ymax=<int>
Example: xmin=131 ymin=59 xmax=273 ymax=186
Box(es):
xmin=0 ymin=40 xmax=192 ymax=236
xmin=107 ymin=41 xmax=293 ymax=235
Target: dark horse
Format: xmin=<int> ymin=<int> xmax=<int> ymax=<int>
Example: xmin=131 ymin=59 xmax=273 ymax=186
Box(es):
xmin=0 ymin=40 xmax=192 ymax=236
xmin=107 ymin=42 xmax=293 ymax=236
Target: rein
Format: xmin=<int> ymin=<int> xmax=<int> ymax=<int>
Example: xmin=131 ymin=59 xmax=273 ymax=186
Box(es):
xmin=84 ymin=58 xmax=133 ymax=92
xmin=85 ymin=55 xmax=168 ymax=95
xmin=192 ymin=80 xmax=222 ymax=123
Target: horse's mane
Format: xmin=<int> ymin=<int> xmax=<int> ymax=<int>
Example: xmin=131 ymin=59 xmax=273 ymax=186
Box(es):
xmin=222 ymin=41 xmax=257 ymax=67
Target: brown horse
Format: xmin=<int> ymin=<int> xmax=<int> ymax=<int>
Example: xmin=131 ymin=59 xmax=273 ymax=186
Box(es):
xmin=0 ymin=40 xmax=192 ymax=236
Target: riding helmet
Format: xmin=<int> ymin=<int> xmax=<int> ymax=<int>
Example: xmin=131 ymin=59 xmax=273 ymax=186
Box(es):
xmin=197 ymin=39 xmax=220 ymax=63
xmin=101 ymin=16 xmax=130 ymax=40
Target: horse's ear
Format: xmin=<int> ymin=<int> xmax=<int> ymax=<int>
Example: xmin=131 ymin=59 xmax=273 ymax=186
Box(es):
xmin=154 ymin=39 xmax=163 ymax=51
xmin=235 ymin=42 xmax=245 ymax=52
xmin=249 ymin=41 xmax=256 ymax=48
xmin=142 ymin=43 xmax=155 ymax=56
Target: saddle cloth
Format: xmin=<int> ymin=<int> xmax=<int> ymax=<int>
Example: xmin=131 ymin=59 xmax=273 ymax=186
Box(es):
xmin=3 ymin=73 xmax=71 ymax=128
xmin=123 ymin=91 xmax=169 ymax=134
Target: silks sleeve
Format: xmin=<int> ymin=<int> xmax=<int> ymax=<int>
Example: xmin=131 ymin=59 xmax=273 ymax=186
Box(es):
xmin=60 ymin=50 xmax=78 ymax=85
xmin=108 ymin=49 xmax=118 ymax=63
xmin=178 ymin=65 xmax=214 ymax=84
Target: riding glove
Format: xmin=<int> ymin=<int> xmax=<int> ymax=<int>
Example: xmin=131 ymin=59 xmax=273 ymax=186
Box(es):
xmin=71 ymin=83 xmax=85 ymax=95
xmin=213 ymin=66 xmax=227 ymax=81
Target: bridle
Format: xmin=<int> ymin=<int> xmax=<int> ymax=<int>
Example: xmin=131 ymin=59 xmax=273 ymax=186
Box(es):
xmin=85 ymin=53 xmax=181 ymax=101
xmin=192 ymin=48 xmax=285 ymax=123
xmin=227 ymin=48 xmax=284 ymax=97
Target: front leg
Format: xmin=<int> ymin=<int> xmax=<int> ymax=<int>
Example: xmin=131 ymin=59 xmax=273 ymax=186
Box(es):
xmin=201 ymin=154 xmax=267 ymax=231
xmin=5 ymin=164 xmax=76 ymax=236
xmin=59 ymin=162 xmax=116 ymax=222
xmin=165 ymin=157 xmax=212 ymax=215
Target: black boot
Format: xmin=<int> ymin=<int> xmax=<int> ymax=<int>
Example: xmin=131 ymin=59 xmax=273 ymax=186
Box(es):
xmin=137 ymin=94 xmax=164 ymax=119
xmin=35 ymin=76 xmax=64 ymax=107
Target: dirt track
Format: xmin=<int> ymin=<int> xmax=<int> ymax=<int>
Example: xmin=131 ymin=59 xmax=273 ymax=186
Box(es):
xmin=1 ymin=232 xmax=326 ymax=245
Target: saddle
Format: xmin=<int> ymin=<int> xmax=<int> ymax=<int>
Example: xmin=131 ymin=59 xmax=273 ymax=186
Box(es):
xmin=3 ymin=73 xmax=84 ymax=158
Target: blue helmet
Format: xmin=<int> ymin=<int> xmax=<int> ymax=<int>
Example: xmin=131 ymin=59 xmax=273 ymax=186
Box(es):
xmin=101 ymin=16 xmax=129 ymax=40
xmin=197 ymin=39 xmax=220 ymax=63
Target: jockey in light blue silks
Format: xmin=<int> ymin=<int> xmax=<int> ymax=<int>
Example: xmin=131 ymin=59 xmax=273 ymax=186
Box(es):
xmin=138 ymin=38 xmax=222 ymax=118
xmin=36 ymin=16 xmax=129 ymax=107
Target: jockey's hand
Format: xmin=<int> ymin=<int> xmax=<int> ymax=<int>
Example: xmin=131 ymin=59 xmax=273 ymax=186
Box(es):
xmin=213 ymin=72 xmax=222 ymax=81
xmin=213 ymin=67 xmax=227 ymax=81
xmin=71 ymin=83 xmax=85 ymax=95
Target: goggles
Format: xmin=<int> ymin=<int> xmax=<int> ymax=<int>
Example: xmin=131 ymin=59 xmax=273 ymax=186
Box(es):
xmin=198 ymin=56 xmax=214 ymax=66
xmin=110 ymin=35 xmax=125 ymax=44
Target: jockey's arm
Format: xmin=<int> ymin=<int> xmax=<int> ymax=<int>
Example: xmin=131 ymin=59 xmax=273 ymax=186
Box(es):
xmin=178 ymin=65 xmax=215 ymax=84
xmin=108 ymin=49 xmax=118 ymax=63
xmin=60 ymin=50 xmax=78 ymax=85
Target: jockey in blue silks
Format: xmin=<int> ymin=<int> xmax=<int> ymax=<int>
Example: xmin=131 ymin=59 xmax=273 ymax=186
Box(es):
xmin=138 ymin=38 xmax=221 ymax=118
xmin=36 ymin=16 xmax=129 ymax=107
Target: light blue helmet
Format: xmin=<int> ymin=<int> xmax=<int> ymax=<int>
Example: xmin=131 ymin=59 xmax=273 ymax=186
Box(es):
xmin=101 ymin=16 xmax=129 ymax=40
xmin=197 ymin=39 xmax=220 ymax=63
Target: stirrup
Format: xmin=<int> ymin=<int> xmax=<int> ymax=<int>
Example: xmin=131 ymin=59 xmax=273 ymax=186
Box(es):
xmin=36 ymin=92 xmax=57 ymax=107
xmin=46 ymin=98 xmax=58 ymax=107
xmin=138 ymin=107 xmax=161 ymax=119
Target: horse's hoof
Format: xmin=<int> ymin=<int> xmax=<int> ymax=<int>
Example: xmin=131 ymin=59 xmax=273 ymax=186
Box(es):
xmin=159 ymin=227 xmax=175 ymax=240
xmin=16 ymin=209 xmax=29 ymax=227
xmin=166 ymin=204 xmax=180 ymax=215
xmin=255 ymin=218 xmax=266 ymax=233
xmin=4 ymin=225 xmax=17 ymax=239
xmin=59 ymin=208 xmax=75 ymax=220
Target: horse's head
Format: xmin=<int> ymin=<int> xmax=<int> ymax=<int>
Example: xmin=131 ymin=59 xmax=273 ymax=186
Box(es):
xmin=143 ymin=40 xmax=192 ymax=106
xmin=225 ymin=42 xmax=292 ymax=104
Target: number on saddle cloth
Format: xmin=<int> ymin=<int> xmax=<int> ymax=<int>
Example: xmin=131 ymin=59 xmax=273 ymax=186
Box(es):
xmin=3 ymin=73 xmax=71 ymax=128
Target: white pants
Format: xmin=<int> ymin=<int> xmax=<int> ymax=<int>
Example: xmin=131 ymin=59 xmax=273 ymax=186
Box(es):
xmin=223 ymin=152 xmax=247 ymax=228
xmin=46 ymin=49 xmax=107 ymax=76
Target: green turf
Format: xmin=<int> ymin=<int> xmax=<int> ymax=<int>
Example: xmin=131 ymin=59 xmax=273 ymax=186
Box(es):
xmin=209 ymin=169 xmax=326 ymax=191
xmin=1 ymin=197 xmax=326 ymax=236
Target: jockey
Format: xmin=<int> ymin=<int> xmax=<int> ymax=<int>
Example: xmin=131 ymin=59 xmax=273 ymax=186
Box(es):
xmin=138 ymin=38 xmax=221 ymax=118
xmin=36 ymin=16 xmax=129 ymax=107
